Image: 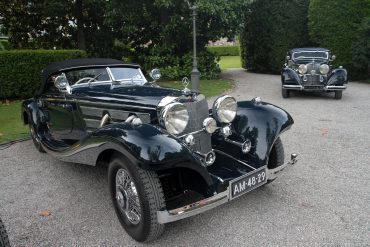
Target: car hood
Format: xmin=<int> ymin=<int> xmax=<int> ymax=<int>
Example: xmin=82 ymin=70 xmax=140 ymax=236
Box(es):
xmin=72 ymin=84 xmax=185 ymax=109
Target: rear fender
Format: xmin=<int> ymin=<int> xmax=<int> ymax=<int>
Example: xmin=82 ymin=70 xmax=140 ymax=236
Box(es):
xmin=214 ymin=101 xmax=294 ymax=168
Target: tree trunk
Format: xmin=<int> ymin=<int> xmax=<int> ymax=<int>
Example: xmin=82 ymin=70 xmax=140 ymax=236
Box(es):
xmin=75 ymin=0 xmax=86 ymax=50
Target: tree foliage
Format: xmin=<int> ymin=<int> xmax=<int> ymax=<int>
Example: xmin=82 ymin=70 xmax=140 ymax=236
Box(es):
xmin=240 ymin=0 xmax=310 ymax=73
xmin=0 ymin=0 xmax=115 ymax=56
xmin=351 ymin=17 xmax=370 ymax=80
xmin=308 ymin=0 xmax=370 ymax=79
xmin=0 ymin=0 xmax=247 ymax=79
xmin=104 ymin=0 xmax=247 ymax=79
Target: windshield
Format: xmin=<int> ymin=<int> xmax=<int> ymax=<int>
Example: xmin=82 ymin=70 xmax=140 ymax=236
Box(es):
xmin=110 ymin=67 xmax=146 ymax=84
xmin=293 ymin=51 xmax=328 ymax=60
xmin=61 ymin=67 xmax=147 ymax=88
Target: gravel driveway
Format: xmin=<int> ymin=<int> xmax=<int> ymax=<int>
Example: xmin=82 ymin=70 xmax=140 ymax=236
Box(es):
xmin=1 ymin=69 xmax=369 ymax=246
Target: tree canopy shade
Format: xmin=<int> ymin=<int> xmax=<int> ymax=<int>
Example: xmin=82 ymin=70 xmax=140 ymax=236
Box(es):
xmin=0 ymin=0 xmax=248 ymax=79
xmin=308 ymin=0 xmax=370 ymax=80
xmin=105 ymin=0 xmax=247 ymax=54
xmin=240 ymin=0 xmax=310 ymax=73
xmin=0 ymin=0 xmax=116 ymax=57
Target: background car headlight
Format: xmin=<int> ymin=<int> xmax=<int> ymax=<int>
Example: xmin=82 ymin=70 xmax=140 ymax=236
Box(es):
xmin=298 ymin=64 xmax=307 ymax=74
xmin=212 ymin=95 xmax=237 ymax=123
xmin=319 ymin=64 xmax=329 ymax=74
xmin=160 ymin=102 xmax=189 ymax=135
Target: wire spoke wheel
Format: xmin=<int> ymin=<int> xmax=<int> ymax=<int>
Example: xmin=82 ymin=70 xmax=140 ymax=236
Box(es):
xmin=115 ymin=168 xmax=142 ymax=225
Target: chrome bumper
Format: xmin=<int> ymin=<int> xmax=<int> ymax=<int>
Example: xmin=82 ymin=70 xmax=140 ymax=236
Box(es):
xmin=282 ymin=85 xmax=346 ymax=91
xmin=324 ymin=85 xmax=347 ymax=90
xmin=283 ymin=85 xmax=303 ymax=89
xmin=157 ymin=154 xmax=298 ymax=224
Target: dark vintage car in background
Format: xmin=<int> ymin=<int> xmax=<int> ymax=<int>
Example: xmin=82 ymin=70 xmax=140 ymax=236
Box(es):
xmin=281 ymin=48 xmax=348 ymax=99
xmin=22 ymin=58 xmax=297 ymax=242
xmin=0 ymin=217 xmax=10 ymax=247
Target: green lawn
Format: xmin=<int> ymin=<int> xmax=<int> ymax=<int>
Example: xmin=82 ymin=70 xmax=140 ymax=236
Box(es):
xmin=158 ymin=79 xmax=233 ymax=98
xmin=0 ymin=101 xmax=28 ymax=144
xmin=218 ymin=56 xmax=242 ymax=69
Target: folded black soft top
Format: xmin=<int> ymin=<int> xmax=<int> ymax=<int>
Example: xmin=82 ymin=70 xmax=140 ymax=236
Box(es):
xmin=37 ymin=58 xmax=139 ymax=96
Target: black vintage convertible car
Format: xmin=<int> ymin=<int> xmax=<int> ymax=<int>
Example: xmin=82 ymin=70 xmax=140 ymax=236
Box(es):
xmin=22 ymin=58 xmax=297 ymax=242
xmin=281 ymin=48 xmax=348 ymax=99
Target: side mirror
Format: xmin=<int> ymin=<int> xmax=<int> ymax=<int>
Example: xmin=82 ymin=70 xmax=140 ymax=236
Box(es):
xmin=54 ymin=73 xmax=71 ymax=94
xmin=286 ymin=55 xmax=290 ymax=60
xmin=149 ymin=69 xmax=161 ymax=81
xmin=331 ymin=55 xmax=336 ymax=61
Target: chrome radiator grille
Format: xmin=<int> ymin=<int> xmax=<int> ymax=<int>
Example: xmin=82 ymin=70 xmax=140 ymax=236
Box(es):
xmin=303 ymin=62 xmax=322 ymax=86
xmin=182 ymin=96 xmax=212 ymax=154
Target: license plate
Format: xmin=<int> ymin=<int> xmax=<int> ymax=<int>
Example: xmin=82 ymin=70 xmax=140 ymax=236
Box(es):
xmin=229 ymin=166 xmax=267 ymax=200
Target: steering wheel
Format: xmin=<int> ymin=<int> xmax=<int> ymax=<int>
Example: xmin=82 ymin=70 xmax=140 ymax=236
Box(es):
xmin=74 ymin=77 xmax=96 ymax=85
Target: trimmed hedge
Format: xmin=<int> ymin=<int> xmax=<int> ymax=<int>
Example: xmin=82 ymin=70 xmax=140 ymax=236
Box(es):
xmin=138 ymin=47 xmax=221 ymax=80
xmin=308 ymin=0 xmax=370 ymax=80
xmin=0 ymin=40 xmax=10 ymax=50
xmin=0 ymin=50 xmax=86 ymax=99
xmin=207 ymin=45 xmax=240 ymax=56
xmin=240 ymin=0 xmax=310 ymax=73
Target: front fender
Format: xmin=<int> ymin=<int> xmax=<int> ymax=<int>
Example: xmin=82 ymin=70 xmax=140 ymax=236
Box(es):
xmin=214 ymin=101 xmax=294 ymax=168
xmin=327 ymin=68 xmax=348 ymax=86
xmin=281 ymin=67 xmax=301 ymax=85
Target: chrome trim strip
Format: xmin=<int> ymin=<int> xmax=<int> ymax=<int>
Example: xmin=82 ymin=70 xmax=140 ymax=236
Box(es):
xmin=78 ymin=100 xmax=156 ymax=110
xmin=224 ymin=138 xmax=243 ymax=147
xmin=213 ymin=149 xmax=256 ymax=170
xmin=80 ymin=106 xmax=151 ymax=123
xmin=157 ymin=190 xmax=229 ymax=224
xmin=43 ymin=97 xmax=156 ymax=110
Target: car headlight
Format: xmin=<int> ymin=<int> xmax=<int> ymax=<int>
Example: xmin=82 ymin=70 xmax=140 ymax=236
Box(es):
xmin=212 ymin=95 xmax=237 ymax=123
xmin=319 ymin=64 xmax=329 ymax=74
xmin=298 ymin=64 xmax=307 ymax=74
xmin=160 ymin=102 xmax=189 ymax=135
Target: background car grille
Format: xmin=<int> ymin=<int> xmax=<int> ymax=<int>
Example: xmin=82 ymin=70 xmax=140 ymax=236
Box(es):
xmin=182 ymin=96 xmax=212 ymax=154
xmin=303 ymin=62 xmax=322 ymax=86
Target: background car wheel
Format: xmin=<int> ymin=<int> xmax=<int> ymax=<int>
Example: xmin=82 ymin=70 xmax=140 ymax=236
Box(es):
xmin=108 ymin=154 xmax=165 ymax=242
xmin=28 ymin=118 xmax=46 ymax=153
xmin=334 ymin=91 xmax=342 ymax=100
xmin=0 ymin=218 xmax=11 ymax=247
xmin=282 ymin=89 xmax=290 ymax=98
xmin=267 ymin=137 xmax=284 ymax=183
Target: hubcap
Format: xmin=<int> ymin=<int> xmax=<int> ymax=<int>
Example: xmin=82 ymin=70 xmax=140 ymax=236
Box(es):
xmin=115 ymin=168 xmax=141 ymax=225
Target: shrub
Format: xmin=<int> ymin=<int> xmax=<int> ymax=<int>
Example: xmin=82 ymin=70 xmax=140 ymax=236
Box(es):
xmin=207 ymin=45 xmax=240 ymax=56
xmin=0 ymin=50 xmax=86 ymax=99
xmin=308 ymin=0 xmax=370 ymax=79
xmin=138 ymin=47 xmax=221 ymax=80
xmin=240 ymin=0 xmax=310 ymax=73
